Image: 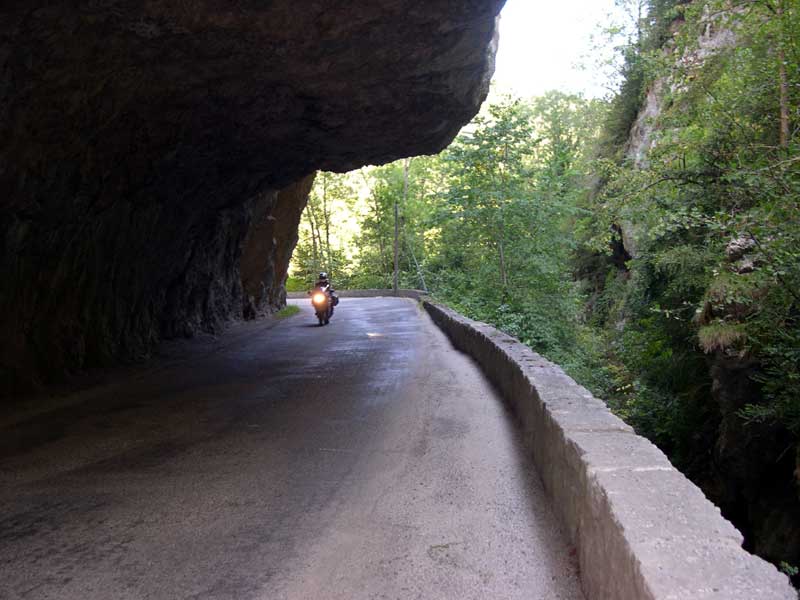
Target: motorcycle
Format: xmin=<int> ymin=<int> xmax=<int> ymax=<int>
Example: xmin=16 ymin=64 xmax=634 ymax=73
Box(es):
xmin=310 ymin=285 xmax=334 ymax=326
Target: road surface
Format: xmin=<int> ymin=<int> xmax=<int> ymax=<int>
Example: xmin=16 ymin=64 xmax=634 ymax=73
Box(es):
xmin=0 ymin=297 xmax=584 ymax=599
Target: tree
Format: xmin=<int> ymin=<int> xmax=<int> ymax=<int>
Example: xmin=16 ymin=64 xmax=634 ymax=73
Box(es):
xmin=293 ymin=171 xmax=359 ymax=287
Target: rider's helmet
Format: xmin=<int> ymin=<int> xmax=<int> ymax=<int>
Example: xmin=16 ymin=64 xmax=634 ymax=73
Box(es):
xmin=318 ymin=272 xmax=328 ymax=281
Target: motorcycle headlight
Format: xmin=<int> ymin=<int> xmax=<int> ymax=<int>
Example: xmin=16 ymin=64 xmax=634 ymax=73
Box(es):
xmin=312 ymin=293 xmax=326 ymax=305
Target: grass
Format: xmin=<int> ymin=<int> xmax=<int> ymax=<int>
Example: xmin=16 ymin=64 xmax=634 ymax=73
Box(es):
xmin=276 ymin=305 xmax=300 ymax=319
xmin=698 ymin=321 xmax=746 ymax=353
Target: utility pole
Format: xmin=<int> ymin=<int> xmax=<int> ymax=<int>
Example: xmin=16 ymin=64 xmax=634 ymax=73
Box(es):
xmin=394 ymin=159 xmax=408 ymax=295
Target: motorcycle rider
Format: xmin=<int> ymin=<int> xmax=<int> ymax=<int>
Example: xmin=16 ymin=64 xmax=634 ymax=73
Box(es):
xmin=314 ymin=272 xmax=339 ymax=308
xmin=315 ymin=271 xmax=331 ymax=290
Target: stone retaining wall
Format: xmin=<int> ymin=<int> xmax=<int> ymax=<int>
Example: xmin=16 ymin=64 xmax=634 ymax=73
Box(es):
xmin=421 ymin=299 xmax=794 ymax=600
xmin=287 ymin=289 xmax=425 ymax=300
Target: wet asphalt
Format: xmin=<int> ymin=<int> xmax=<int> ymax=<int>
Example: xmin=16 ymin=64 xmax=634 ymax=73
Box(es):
xmin=0 ymin=297 xmax=584 ymax=600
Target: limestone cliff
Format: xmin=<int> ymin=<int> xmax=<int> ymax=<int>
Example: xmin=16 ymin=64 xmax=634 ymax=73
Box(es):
xmin=0 ymin=1 xmax=504 ymax=395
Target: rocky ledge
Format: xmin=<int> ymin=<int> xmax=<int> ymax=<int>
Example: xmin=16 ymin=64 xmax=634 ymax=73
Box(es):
xmin=0 ymin=0 xmax=503 ymax=396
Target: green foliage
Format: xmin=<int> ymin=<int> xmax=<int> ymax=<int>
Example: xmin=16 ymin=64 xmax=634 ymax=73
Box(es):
xmin=419 ymin=94 xmax=607 ymax=379
xmin=292 ymin=171 xmax=360 ymax=288
xmin=275 ymin=305 xmax=300 ymax=319
xmin=580 ymin=0 xmax=800 ymax=468
xmin=284 ymin=276 xmax=306 ymax=293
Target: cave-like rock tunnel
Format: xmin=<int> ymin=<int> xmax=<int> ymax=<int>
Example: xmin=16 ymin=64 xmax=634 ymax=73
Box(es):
xmin=1 ymin=1 xmax=504 ymax=396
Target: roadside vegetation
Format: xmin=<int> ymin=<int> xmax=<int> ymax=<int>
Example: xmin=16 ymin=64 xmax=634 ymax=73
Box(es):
xmin=290 ymin=0 xmax=799 ymax=580
xmin=275 ymin=305 xmax=300 ymax=319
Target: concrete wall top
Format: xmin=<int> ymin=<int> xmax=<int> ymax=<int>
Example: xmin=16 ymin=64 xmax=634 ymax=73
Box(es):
xmin=420 ymin=299 xmax=795 ymax=600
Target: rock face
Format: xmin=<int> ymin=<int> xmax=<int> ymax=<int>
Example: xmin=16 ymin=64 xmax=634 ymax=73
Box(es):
xmin=241 ymin=174 xmax=317 ymax=319
xmin=707 ymin=353 xmax=800 ymax=571
xmin=0 ymin=1 xmax=503 ymax=396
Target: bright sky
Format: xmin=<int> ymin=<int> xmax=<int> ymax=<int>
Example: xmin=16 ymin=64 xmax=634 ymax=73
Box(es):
xmin=492 ymin=0 xmax=621 ymax=99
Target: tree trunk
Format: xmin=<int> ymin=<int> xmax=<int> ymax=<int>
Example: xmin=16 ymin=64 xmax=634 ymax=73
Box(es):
xmin=498 ymin=235 xmax=509 ymax=292
xmin=499 ymin=145 xmax=509 ymax=296
xmin=776 ymin=1 xmax=789 ymax=149
xmin=394 ymin=160 xmax=407 ymax=294
xmin=377 ymin=204 xmax=388 ymax=279
xmin=305 ymin=198 xmax=322 ymax=274
xmin=409 ymin=242 xmax=427 ymax=293
xmin=373 ymin=194 xmax=388 ymax=278
xmin=779 ymin=50 xmax=789 ymax=149
xmin=321 ymin=174 xmax=333 ymax=275
xmin=360 ymin=169 xmax=389 ymax=277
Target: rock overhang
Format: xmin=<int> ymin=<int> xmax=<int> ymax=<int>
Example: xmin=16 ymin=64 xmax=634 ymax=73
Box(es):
xmin=0 ymin=0 xmax=506 ymax=394
xmin=11 ymin=1 xmax=501 ymax=180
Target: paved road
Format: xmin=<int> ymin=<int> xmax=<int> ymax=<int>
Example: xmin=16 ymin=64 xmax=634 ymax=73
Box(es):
xmin=0 ymin=298 xmax=584 ymax=600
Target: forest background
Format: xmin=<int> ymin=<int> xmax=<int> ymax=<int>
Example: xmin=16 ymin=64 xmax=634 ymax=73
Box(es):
xmin=289 ymin=0 xmax=800 ymax=582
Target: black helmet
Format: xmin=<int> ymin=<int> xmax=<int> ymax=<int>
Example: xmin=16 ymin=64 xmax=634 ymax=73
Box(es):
xmin=318 ymin=272 xmax=328 ymax=280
